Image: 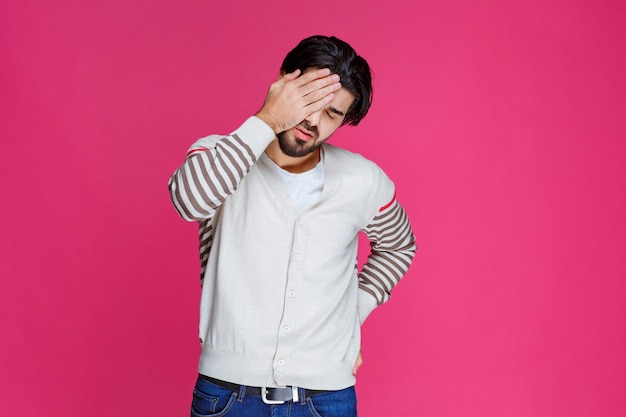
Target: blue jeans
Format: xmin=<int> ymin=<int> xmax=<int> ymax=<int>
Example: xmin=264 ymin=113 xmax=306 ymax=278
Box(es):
xmin=190 ymin=376 xmax=357 ymax=417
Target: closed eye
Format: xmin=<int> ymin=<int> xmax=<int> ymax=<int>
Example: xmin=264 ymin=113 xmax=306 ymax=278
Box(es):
xmin=327 ymin=106 xmax=345 ymax=120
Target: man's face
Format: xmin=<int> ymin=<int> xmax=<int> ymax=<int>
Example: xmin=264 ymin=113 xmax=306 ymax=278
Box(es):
xmin=277 ymin=86 xmax=355 ymax=158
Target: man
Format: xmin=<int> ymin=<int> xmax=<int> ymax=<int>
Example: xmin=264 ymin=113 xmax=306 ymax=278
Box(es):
xmin=169 ymin=35 xmax=416 ymax=417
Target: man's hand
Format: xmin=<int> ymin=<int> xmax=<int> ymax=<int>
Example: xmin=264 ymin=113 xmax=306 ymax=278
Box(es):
xmin=352 ymin=350 xmax=363 ymax=376
xmin=255 ymin=68 xmax=341 ymax=134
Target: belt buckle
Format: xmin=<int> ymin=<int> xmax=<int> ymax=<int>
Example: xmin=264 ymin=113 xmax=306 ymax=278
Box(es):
xmin=260 ymin=386 xmax=299 ymax=405
xmin=261 ymin=387 xmax=285 ymax=405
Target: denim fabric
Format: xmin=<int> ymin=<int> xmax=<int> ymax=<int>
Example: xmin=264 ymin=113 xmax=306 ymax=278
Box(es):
xmin=190 ymin=376 xmax=357 ymax=417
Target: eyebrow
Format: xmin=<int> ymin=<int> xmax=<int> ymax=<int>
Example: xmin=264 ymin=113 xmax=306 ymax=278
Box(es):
xmin=328 ymin=106 xmax=345 ymax=117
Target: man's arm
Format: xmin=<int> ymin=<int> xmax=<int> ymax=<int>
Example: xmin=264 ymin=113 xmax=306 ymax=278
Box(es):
xmin=168 ymin=119 xmax=274 ymax=221
xmin=168 ymin=68 xmax=342 ymax=221
xmin=358 ymin=195 xmax=417 ymax=323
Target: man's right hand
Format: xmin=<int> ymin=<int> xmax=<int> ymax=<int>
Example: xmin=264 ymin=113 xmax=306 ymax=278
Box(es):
xmin=255 ymin=68 xmax=341 ymax=134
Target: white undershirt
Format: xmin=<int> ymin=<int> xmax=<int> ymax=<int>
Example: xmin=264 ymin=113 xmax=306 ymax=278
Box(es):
xmin=271 ymin=157 xmax=325 ymax=213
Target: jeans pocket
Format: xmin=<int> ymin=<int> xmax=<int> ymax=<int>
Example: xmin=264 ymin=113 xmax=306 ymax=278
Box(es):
xmin=190 ymin=378 xmax=237 ymax=417
xmin=306 ymin=387 xmax=357 ymax=417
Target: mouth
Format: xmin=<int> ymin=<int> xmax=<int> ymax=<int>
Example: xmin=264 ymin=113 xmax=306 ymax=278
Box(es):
xmin=294 ymin=126 xmax=314 ymax=141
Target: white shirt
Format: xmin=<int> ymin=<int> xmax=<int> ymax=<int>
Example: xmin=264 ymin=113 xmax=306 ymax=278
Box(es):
xmin=271 ymin=156 xmax=324 ymax=213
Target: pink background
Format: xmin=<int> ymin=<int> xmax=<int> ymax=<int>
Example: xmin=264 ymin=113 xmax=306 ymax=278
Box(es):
xmin=2 ymin=0 xmax=625 ymax=416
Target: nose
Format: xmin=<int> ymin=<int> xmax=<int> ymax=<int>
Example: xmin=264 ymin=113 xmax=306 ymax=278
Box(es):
xmin=304 ymin=109 xmax=322 ymax=127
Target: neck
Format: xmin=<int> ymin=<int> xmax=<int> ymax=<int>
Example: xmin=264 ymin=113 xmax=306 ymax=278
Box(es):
xmin=264 ymin=139 xmax=321 ymax=173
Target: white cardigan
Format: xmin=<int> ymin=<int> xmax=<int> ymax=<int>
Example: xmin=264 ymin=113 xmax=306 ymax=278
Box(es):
xmin=169 ymin=117 xmax=416 ymax=390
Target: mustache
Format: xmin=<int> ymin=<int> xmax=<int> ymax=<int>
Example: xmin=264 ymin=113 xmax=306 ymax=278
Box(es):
xmin=297 ymin=120 xmax=318 ymax=137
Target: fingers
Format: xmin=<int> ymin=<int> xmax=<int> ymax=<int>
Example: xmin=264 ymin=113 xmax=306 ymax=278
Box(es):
xmin=282 ymin=68 xmax=339 ymax=91
xmin=282 ymin=68 xmax=341 ymax=115
xmin=295 ymin=70 xmax=342 ymax=114
xmin=292 ymin=67 xmax=332 ymax=86
xmin=301 ymin=92 xmax=335 ymax=119
xmin=280 ymin=68 xmax=341 ymax=101
xmin=352 ymin=351 xmax=363 ymax=376
xmin=300 ymin=81 xmax=341 ymax=118
xmin=297 ymin=71 xmax=340 ymax=95
xmin=257 ymin=68 xmax=342 ymax=133
xmin=303 ymin=80 xmax=341 ymax=104
xmin=278 ymin=69 xmax=301 ymax=82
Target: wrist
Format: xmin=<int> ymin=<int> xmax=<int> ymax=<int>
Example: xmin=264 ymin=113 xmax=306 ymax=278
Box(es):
xmin=254 ymin=110 xmax=280 ymax=134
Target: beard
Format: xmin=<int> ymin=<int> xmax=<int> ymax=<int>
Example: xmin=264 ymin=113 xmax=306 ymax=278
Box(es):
xmin=277 ymin=121 xmax=322 ymax=157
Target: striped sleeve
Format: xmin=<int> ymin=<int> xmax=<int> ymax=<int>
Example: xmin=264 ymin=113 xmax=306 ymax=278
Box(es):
xmin=168 ymin=117 xmax=275 ymax=222
xmin=358 ymin=195 xmax=417 ymax=323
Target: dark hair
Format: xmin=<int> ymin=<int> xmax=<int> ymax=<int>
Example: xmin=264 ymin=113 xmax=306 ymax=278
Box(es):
xmin=281 ymin=35 xmax=373 ymax=126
